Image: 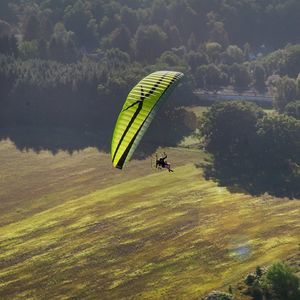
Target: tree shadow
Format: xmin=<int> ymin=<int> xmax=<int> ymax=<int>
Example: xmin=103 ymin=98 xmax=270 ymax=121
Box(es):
xmin=0 ymin=127 xmax=111 ymax=155
xmin=0 ymin=107 xmax=193 ymax=159
xmin=200 ymin=157 xmax=300 ymax=199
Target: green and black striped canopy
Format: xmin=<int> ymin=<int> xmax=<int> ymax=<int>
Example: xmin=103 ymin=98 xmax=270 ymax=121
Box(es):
xmin=111 ymin=70 xmax=184 ymax=169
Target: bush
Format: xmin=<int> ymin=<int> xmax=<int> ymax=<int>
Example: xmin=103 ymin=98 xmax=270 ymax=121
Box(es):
xmin=285 ymin=100 xmax=300 ymax=119
xmin=255 ymin=266 xmax=263 ymax=277
xmin=244 ymin=273 xmax=256 ymax=286
xmin=265 ymin=262 xmax=300 ymax=300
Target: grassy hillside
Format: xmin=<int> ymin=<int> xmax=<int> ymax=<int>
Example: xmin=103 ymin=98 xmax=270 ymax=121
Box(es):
xmin=0 ymin=139 xmax=299 ymax=299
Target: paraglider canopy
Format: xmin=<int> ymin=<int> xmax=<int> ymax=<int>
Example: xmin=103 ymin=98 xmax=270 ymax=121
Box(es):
xmin=111 ymin=70 xmax=184 ymax=169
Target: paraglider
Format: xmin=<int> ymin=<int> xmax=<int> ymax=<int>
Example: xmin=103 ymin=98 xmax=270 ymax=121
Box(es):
xmin=155 ymin=152 xmax=174 ymax=172
xmin=111 ymin=70 xmax=184 ymax=169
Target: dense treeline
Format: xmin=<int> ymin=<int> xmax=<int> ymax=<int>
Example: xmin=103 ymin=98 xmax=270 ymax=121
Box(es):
xmin=1 ymin=0 xmax=300 ymax=89
xmin=1 ymin=0 xmax=300 ymax=56
xmin=0 ymin=0 xmax=300 ymax=153
xmin=0 ymin=53 xmax=195 ymax=153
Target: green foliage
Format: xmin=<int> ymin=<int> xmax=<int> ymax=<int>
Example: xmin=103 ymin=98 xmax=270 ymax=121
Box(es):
xmin=102 ymin=26 xmax=132 ymax=53
xmin=274 ymin=76 xmax=298 ymax=111
xmin=185 ymin=50 xmax=208 ymax=72
xmin=253 ymin=65 xmax=266 ymax=91
xmin=2 ymin=0 xmax=300 ymax=161
xmin=24 ymin=15 xmax=40 ymax=41
xmin=223 ymin=45 xmax=244 ymax=65
xmin=256 ymin=266 xmax=263 ymax=277
xmin=258 ymin=45 xmax=300 ymax=78
xmin=250 ymin=282 xmax=264 ymax=300
xmin=18 ymin=40 xmax=39 ymax=59
xmin=196 ymin=64 xmax=227 ymax=90
xmin=245 ymin=273 xmax=256 ymax=286
xmin=285 ymin=101 xmax=300 ymax=120
xmin=264 ymin=262 xmax=300 ymax=300
xmin=201 ymin=101 xmax=300 ymax=197
xmin=230 ymin=63 xmax=251 ymax=90
xmin=242 ymin=262 xmax=299 ymax=300
xmin=135 ymin=25 xmax=167 ymax=63
xmin=201 ymin=101 xmax=264 ymax=159
xmin=1 ymin=0 xmax=299 ymax=92
xmin=205 ymin=42 xmax=222 ymax=63
xmin=281 ymin=45 xmax=300 ymax=78
xmin=157 ymin=51 xmax=184 ymax=67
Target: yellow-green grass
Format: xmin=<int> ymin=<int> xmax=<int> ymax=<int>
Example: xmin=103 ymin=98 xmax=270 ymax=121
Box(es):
xmin=179 ymin=106 xmax=208 ymax=147
xmin=185 ymin=105 xmax=275 ymax=117
xmin=263 ymin=108 xmax=275 ymax=114
xmin=0 ymin=139 xmax=299 ymax=299
xmin=183 ymin=105 xmax=208 ymax=119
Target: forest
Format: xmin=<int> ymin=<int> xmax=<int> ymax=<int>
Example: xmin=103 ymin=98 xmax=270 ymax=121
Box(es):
xmin=0 ymin=0 xmax=299 ymax=197
xmin=1 ymin=0 xmax=300 ymax=129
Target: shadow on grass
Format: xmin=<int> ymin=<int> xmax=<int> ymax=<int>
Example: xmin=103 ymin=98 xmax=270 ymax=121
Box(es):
xmin=0 ymin=117 xmax=193 ymax=159
xmin=197 ymin=158 xmax=300 ymax=199
xmin=0 ymin=127 xmax=110 ymax=155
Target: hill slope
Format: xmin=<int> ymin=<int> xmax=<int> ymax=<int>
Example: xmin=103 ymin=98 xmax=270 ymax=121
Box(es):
xmin=0 ymin=140 xmax=299 ymax=299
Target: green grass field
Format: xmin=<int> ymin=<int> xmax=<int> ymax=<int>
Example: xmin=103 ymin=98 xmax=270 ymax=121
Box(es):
xmin=0 ymin=139 xmax=299 ymax=299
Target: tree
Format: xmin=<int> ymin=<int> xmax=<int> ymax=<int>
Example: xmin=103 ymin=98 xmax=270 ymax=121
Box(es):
xmin=205 ymin=42 xmax=222 ymax=63
xmin=257 ymin=114 xmax=300 ymax=164
xmin=243 ymin=42 xmax=251 ymax=60
xmin=104 ymin=48 xmax=130 ymax=70
xmin=223 ymin=45 xmax=244 ymax=65
xmin=195 ymin=64 xmax=207 ymax=88
xmin=256 ymin=114 xmax=300 ymax=197
xmin=24 ymin=15 xmax=40 ymax=40
xmin=158 ymin=51 xmax=184 ymax=67
xmin=134 ymin=25 xmax=167 ymax=63
xmin=187 ymin=33 xmax=197 ymax=50
xmin=48 ymin=23 xmax=78 ymax=62
xmin=274 ymin=77 xmax=297 ymax=111
xmin=230 ymin=63 xmax=251 ymax=90
xmin=64 ymin=0 xmax=93 ymax=48
xmin=164 ymin=22 xmax=181 ymax=47
xmin=285 ymin=100 xmax=300 ymax=119
xmin=253 ymin=64 xmax=266 ymax=91
xmin=185 ymin=50 xmax=208 ymax=72
xmin=201 ymin=101 xmax=264 ymax=161
xmin=150 ymin=0 xmax=167 ymax=25
xmin=195 ymin=64 xmax=225 ymax=90
xmin=256 ymin=266 xmax=263 ymax=277
xmin=102 ymin=26 xmax=132 ymax=53
xmin=205 ymin=64 xmax=225 ymax=89
xmin=120 ymin=6 xmax=138 ymax=33
xmin=281 ymin=45 xmax=300 ymax=78
xmin=265 ymin=262 xmax=300 ymax=300
xmin=18 ymin=40 xmax=39 ymax=59
xmin=207 ymin=12 xmax=229 ymax=46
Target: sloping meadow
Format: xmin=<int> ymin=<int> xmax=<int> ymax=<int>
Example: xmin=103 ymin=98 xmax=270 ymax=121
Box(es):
xmin=0 ymin=140 xmax=299 ymax=299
